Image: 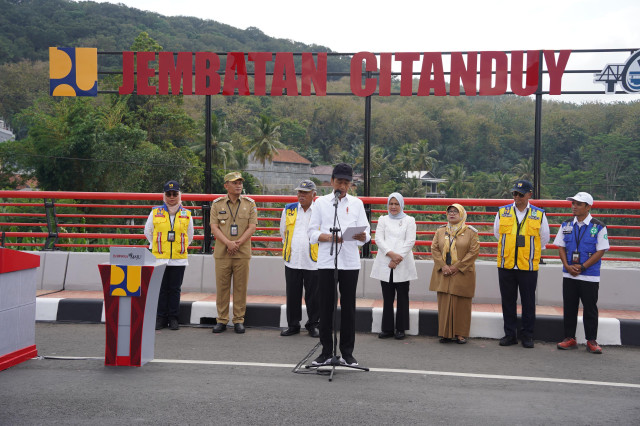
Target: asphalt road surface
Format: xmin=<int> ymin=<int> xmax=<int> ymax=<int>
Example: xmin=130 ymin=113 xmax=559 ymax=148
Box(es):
xmin=1 ymin=323 xmax=639 ymax=425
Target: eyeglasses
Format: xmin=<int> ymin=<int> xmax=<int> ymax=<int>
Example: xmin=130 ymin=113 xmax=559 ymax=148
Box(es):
xmin=447 ymin=210 xmax=459 ymax=214
xmin=512 ymin=192 xmax=526 ymax=198
xmin=165 ymin=191 xmax=179 ymax=197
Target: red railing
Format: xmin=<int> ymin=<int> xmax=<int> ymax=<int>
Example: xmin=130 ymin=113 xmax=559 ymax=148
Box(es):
xmin=1 ymin=191 xmax=639 ymax=262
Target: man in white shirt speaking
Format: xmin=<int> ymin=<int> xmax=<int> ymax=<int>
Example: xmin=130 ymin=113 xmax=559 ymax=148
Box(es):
xmin=308 ymin=163 xmax=371 ymax=367
xmin=279 ymin=180 xmax=320 ymax=338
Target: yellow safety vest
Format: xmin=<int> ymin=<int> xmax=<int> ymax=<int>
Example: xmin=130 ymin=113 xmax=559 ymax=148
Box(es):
xmin=151 ymin=205 xmax=191 ymax=259
xmin=496 ymin=204 xmax=544 ymax=271
xmin=282 ymin=203 xmax=318 ymax=263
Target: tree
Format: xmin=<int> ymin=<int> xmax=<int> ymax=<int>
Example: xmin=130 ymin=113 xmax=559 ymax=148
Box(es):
xmin=443 ymin=164 xmax=471 ymax=198
xmin=247 ymin=114 xmax=285 ymax=167
xmin=413 ymin=139 xmax=438 ymax=172
xmin=512 ymin=157 xmax=534 ymax=182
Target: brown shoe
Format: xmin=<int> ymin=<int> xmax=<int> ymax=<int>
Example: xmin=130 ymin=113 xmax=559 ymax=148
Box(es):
xmin=557 ymin=337 xmax=577 ymax=350
xmin=587 ymin=340 xmax=602 ymax=354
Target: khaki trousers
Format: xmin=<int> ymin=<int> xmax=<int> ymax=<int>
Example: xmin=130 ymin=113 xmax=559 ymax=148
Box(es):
xmin=215 ymin=257 xmax=250 ymax=324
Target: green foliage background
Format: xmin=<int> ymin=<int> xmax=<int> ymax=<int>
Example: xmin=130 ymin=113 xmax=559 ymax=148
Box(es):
xmin=0 ymin=0 xmax=639 ymax=202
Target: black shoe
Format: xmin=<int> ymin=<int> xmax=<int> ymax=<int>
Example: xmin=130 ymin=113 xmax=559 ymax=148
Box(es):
xmin=378 ymin=331 xmax=394 ymax=339
xmin=394 ymin=331 xmax=406 ymax=340
xmin=439 ymin=337 xmax=454 ymax=343
xmin=311 ymin=353 xmax=332 ymax=366
xmin=308 ymin=327 xmax=320 ymax=338
xmin=340 ymin=354 xmax=359 ymax=366
xmin=155 ymin=317 xmax=168 ymax=330
xmin=499 ymin=335 xmax=518 ymax=346
xmin=168 ymin=317 xmax=180 ymax=330
xmin=280 ymin=326 xmax=300 ymax=336
xmin=212 ymin=322 xmax=227 ymax=333
xmin=521 ymin=336 xmax=534 ymax=348
xmin=234 ymin=323 xmax=245 ymax=334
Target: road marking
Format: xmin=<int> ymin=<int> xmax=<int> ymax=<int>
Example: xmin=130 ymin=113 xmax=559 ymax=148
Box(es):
xmin=41 ymin=356 xmax=640 ymax=389
xmin=151 ymin=358 xmax=640 ymax=389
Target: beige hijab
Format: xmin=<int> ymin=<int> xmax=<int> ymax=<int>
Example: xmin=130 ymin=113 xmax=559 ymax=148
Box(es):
xmin=163 ymin=191 xmax=182 ymax=215
xmin=442 ymin=203 xmax=468 ymax=265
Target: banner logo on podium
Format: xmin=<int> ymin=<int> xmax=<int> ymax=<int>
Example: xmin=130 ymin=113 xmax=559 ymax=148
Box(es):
xmin=49 ymin=47 xmax=98 ymax=97
xmin=109 ymin=265 xmax=142 ymax=296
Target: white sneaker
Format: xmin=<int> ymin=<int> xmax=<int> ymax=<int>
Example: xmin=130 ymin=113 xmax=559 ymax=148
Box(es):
xmin=340 ymin=355 xmax=358 ymax=366
xmin=311 ymin=354 xmax=332 ymax=366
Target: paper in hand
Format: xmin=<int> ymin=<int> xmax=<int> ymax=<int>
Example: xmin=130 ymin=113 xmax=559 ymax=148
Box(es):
xmin=341 ymin=225 xmax=367 ymax=241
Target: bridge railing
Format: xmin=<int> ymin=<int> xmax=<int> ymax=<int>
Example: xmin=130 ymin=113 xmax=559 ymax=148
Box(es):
xmin=1 ymin=191 xmax=638 ymax=262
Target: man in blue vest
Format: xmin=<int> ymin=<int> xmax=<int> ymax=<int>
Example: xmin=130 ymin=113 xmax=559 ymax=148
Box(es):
xmin=554 ymin=192 xmax=609 ymax=354
xmin=494 ymin=180 xmax=550 ymax=348
xmin=279 ymin=179 xmax=320 ymax=337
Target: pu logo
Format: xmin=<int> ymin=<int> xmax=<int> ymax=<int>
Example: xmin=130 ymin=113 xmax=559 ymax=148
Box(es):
xmin=49 ymin=47 xmax=97 ymax=96
xmin=109 ymin=265 xmax=142 ymax=297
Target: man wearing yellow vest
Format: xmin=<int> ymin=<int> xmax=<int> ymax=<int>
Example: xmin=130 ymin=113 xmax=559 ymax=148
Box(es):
xmin=493 ymin=180 xmax=549 ymax=348
xmin=145 ymin=181 xmax=194 ymax=331
xmin=279 ymin=180 xmax=320 ymax=337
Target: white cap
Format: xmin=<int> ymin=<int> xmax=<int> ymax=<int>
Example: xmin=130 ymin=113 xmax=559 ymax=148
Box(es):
xmin=566 ymin=192 xmax=594 ymax=206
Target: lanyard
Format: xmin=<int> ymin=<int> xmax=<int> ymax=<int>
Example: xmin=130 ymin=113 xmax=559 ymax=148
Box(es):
xmin=516 ymin=207 xmax=529 ymax=235
xmin=573 ymin=222 xmax=588 ymax=247
xmin=227 ymin=199 xmax=241 ymax=224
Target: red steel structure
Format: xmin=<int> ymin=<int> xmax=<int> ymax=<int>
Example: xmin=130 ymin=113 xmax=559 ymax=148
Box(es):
xmin=0 ymin=191 xmax=639 ymax=262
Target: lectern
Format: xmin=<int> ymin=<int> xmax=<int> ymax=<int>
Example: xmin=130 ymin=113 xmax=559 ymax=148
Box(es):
xmin=0 ymin=248 xmax=40 ymax=371
xmin=98 ymin=247 xmax=165 ymax=367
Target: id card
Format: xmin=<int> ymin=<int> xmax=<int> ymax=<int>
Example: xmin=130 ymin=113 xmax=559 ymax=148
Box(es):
xmin=230 ymin=224 xmax=238 ymax=237
xmin=167 ymin=231 xmax=175 ymax=242
xmin=516 ymin=235 xmax=526 ymax=247
xmin=445 ymin=252 xmax=452 ymax=266
xmin=572 ymin=251 xmax=580 ymax=263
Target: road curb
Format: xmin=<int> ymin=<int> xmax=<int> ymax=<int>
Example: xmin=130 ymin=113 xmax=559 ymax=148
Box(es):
xmin=35 ymin=298 xmax=637 ymax=346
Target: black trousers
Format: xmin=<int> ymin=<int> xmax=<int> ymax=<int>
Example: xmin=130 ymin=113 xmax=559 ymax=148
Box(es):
xmin=318 ymin=268 xmax=359 ymax=357
xmin=563 ymin=277 xmax=599 ymax=341
xmin=380 ymin=269 xmax=410 ymax=332
xmin=284 ymin=266 xmax=319 ymax=329
xmin=157 ymin=265 xmax=186 ymax=320
xmin=498 ymin=268 xmax=538 ymax=338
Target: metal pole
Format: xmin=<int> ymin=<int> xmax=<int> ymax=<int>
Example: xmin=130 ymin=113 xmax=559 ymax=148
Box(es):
xmin=533 ymin=51 xmax=543 ymax=199
xmin=363 ymin=72 xmax=372 ymax=258
xmin=203 ymin=95 xmax=212 ymax=254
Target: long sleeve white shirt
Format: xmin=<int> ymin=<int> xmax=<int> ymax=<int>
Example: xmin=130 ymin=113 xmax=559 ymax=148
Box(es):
xmin=308 ymin=192 xmax=371 ymax=270
xmin=279 ymin=202 xmax=317 ymax=270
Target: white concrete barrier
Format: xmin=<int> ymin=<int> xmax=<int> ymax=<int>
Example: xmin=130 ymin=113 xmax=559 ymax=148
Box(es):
xmin=27 ymin=252 xmax=640 ymax=311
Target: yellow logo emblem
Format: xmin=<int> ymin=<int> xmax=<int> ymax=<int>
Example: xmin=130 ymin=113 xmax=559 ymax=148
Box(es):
xmin=49 ymin=47 xmax=97 ymax=96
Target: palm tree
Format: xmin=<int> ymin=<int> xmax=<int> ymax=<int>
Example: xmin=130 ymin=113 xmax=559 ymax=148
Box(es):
xmin=190 ymin=114 xmax=233 ymax=170
xmin=396 ymin=143 xmax=417 ymax=175
xmin=443 ymin=164 xmax=471 ymax=198
xmin=512 ymin=157 xmax=534 ymax=182
xmin=414 ymin=139 xmax=438 ymax=172
xmin=491 ymin=172 xmax=517 ymax=198
xmin=247 ymin=114 xmax=285 ymax=167
xmin=401 ymin=178 xmax=425 ymax=197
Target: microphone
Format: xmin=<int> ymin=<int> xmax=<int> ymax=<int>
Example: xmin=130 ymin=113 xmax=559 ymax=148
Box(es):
xmin=333 ymin=190 xmax=342 ymax=204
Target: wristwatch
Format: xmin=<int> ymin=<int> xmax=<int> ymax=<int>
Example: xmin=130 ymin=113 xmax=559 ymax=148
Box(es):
xmin=579 ymin=264 xmax=587 ymax=273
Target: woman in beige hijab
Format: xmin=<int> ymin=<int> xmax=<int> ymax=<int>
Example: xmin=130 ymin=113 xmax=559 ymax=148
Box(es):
xmin=429 ymin=204 xmax=479 ymax=344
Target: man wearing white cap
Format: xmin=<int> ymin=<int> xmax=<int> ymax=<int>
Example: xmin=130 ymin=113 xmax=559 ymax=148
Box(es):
xmin=554 ymin=192 xmax=609 ymax=354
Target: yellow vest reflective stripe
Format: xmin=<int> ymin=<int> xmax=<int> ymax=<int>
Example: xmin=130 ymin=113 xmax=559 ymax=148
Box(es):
xmin=151 ymin=206 xmax=191 ymax=259
xmin=496 ymin=205 xmax=543 ymax=271
xmin=282 ymin=204 xmax=318 ymax=263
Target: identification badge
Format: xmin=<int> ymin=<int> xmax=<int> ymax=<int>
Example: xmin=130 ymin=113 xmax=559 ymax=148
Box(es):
xmin=516 ymin=235 xmax=526 ymax=247
xmin=445 ymin=252 xmax=452 ymax=266
xmin=572 ymin=251 xmax=580 ymax=263
xmin=167 ymin=231 xmax=175 ymax=242
xmin=562 ymin=225 xmax=573 ymax=234
xmin=230 ymin=224 xmax=238 ymax=236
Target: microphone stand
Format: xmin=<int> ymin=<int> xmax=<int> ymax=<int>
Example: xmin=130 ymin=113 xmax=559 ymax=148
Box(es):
xmin=306 ymin=191 xmax=369 ymax=381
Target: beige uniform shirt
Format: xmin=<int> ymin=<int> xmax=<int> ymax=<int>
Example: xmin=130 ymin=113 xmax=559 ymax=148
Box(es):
xmin=210 ymin=195 xmax=258 ymax=259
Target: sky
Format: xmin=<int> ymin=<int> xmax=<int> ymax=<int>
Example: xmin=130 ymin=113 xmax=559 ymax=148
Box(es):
xmin=91 ymin=0 xmax=640 ymax=102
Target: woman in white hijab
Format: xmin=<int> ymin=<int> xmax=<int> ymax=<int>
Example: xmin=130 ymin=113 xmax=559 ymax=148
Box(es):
xmin=429 ymin=203 xmax=479 ymax=344
xmin=370 ymin=192 xmax=417 ymax=340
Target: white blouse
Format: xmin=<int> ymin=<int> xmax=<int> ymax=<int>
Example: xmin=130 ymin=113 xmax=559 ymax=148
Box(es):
xmin=370 ymin=215 xmax=417 ymax=282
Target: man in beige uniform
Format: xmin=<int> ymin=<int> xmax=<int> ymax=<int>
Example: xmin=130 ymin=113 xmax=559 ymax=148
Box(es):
xmin=210 ymin=172 xmax=257 ymax=334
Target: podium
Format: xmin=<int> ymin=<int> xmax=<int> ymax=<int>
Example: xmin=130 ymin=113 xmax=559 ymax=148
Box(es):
xmin=0 ymin=248 xmax=40 ymax=371
xmin=98 ymin=247 xmax=165 ymax=367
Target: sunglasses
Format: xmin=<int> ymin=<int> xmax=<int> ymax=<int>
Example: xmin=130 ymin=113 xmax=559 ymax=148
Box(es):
xmin=512 ymin=191 xmax=526 ymax=197
xmin=165 ymin=191 xmax=179 ymax=197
